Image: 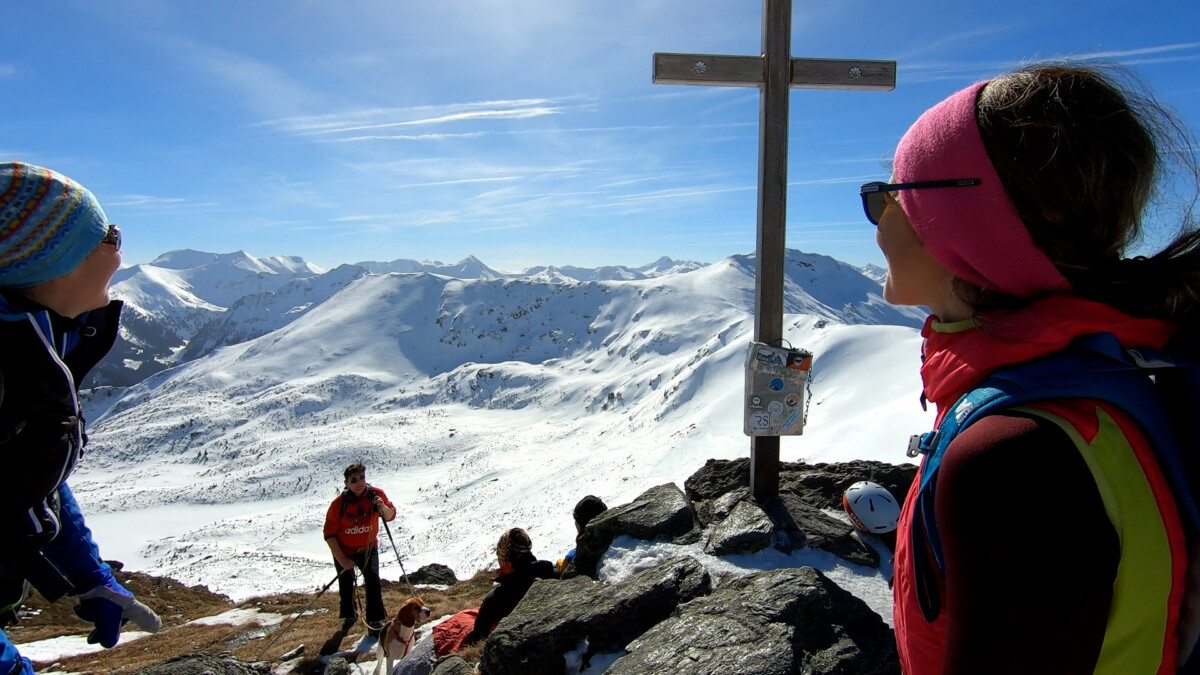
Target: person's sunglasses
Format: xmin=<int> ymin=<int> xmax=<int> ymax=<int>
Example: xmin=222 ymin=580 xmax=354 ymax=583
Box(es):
xmin=101 ymin=224 xmax=121 ymax=252
xmin=347 ymin=475 xmax=365 ymax=484
xmin=859 ymin=179 xmax=981 ymax=225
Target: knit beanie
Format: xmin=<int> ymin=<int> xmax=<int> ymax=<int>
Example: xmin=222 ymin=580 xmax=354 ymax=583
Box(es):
xmin=893 ymin=82 xmax=1071 ymax=298
xmin=573 ymin=495 xmax=608 ymax=529
xmin=496 ymin=527 xmax=532 ymax=565
xmin=0 ymin=162 xmax=110 ymax=289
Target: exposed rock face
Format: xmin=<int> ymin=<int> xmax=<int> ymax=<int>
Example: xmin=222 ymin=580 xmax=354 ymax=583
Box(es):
xmin=764 ymin=493 xmax=879 ymax=566
xmin=704 ymin=499 xmax=774 ymax=556
xmin=409 ymin=563 xmax=459 ymax=586
xmin=480 ymin=557 xmax=712 ymax=675
xmin=687 ymin=459 xmax=904 ymax=565
xmin=781 ymin=460 xmax=916 ymax=511
xmin=570 ymin=483 xmax=698 ymax=576
xmin=431 ymin=656 xmax=474 ymax=674
xmin=606 ymin=567 xmax=899 ymax=675
xmin=475 ymin=459 xmax=906 ymax=673
xmin=685 ymin=457 xmax=915 ymax=511
xmin=133 ymin=652 xmax=271 ymax=674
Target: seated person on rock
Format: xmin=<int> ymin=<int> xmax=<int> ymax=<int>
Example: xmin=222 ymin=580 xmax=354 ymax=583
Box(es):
xmin=556 ymin=495 xmax=608 ymax=576
xmin=465 ymin=527 xmax=557 ymax=645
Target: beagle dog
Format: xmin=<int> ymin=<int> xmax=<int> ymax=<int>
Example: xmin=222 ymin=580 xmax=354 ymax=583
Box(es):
xmin=373 ymin=597 xmax=432 ymax=675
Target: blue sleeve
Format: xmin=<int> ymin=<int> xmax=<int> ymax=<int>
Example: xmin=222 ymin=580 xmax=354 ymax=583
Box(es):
xmin=39 ymin=483 xmax=112 ymax=594
xmin=0 ymin=630 xmax=33 ymax=675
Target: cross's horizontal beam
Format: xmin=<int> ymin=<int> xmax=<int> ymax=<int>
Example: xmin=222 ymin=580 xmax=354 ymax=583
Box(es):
xmin=652 ymin=53 xmax=896 ymax=91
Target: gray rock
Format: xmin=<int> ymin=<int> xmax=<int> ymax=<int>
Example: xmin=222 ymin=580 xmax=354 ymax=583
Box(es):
xmin=323 ymin=656 xmax=352 ymax=675
xmin=606 ymin=567 xmax=899 ymax=675
xmin=764 ymin=492 xmax=879 ymax=567
xmin=480 ymin=556 xmax=712 ymax=675
xmin=408 ymin=563 xmax=458 ymax=586
xmin=133 ymin=653 xmax=269 ymax=675
xmin=431 ymin=656 xmax=473 ymax=675
xmin=781 ymin=460 xmax=916 ymax=511
xmin=684 ymin=458 xmax=751 ymax=502
xmin=694 ymin=487 xmax=750 ymax=527
xmin=684 ymin=458 xmax=915 ymax=512
xmin=571 ymin=483 xmax=697 ymax=576
xmin=704 ymin=499 xmax=773 ymax=556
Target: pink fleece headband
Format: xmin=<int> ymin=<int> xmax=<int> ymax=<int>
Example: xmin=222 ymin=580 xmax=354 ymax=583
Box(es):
xmin=894 ymin=81 xmax=1071 ymax=298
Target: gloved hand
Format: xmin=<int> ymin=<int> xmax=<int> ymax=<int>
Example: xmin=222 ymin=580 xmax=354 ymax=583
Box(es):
xmin=72 ymin=576 xmax=162 ymax=647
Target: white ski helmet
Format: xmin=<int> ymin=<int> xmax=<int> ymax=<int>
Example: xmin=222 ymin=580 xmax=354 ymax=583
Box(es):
xmin=842 ymin=481 xmax=900 ymax=534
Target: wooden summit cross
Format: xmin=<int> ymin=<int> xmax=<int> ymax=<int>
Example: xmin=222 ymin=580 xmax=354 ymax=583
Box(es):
xmin=653 ymin=0 xmax=896 ymax=501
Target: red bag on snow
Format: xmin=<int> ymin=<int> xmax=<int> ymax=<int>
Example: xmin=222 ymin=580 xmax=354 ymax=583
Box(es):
xmin=433 ymin=607 xmax=479 ymax=656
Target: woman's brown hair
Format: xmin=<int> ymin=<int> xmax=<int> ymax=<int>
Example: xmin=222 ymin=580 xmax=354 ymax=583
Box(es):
xmin=960 ymin=63 xmax=1200 ymax=349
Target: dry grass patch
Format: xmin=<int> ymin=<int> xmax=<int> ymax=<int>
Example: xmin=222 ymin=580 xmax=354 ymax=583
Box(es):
xmin=10 ymin=567 xmax=498 ymax=674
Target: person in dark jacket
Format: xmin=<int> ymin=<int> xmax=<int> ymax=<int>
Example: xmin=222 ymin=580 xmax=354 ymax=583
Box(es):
xmin=0 ymin=162 xmax=161 ymax=675
xmin=556 ymin=495 xmax=607 ymax=576
xmin=466 ymin=527 xmax=556 ymax=645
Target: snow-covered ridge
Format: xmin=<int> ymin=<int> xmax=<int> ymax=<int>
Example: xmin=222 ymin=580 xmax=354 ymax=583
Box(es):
xmin=74 ymin=247 xmax=931 ymax=605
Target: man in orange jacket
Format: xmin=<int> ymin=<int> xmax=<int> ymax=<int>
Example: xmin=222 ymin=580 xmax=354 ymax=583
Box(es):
xmin=323 ymin=461 xmax=396 ymax=634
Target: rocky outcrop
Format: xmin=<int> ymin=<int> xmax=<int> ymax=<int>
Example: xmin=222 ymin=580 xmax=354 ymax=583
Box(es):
xmin=704 ymin=498 xmax=774 ymax=555
xmin=607 ymin=567 xmax=898 ymax=675
xmin=570 ymin=483 xmax=698 ymax=576
xmin=685 ymin=457 xmax=915 ymax=512
xmin=409 ymin=563 xmax=459 ymax=586
xmin=476 ymin=458 xmax=910 ymax=674
xmin=481 ymin=557 xmax=712 ymax=674
xmin=431 ymin=656 xmax=474 ymax=674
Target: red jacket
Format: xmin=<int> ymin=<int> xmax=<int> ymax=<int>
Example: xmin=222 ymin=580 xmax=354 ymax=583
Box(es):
xmin=323 ymin=486 xmax=396 ymax=556
xmin=894 ymin=295 xmax=1183 ymax=674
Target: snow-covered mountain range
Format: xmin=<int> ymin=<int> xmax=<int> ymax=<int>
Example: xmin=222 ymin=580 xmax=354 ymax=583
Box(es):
xmin=75 ymin=248 xmax=933 ymax=608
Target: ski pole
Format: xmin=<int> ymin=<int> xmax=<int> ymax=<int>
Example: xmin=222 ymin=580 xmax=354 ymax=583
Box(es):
xmin=378 ymin=508 xmax=417 ymax=598
xmin=255 ymin=570 xmax=342 ymax=661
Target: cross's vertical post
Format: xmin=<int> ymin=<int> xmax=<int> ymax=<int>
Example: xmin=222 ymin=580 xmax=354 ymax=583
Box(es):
xmin=653 ymin=2 xmax=896 ymax=502
xmin=751 ymin=0 xmax=792 ymax=501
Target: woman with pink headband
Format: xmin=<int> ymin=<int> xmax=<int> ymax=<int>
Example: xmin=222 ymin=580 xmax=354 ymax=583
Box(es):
xmin=871 ymin=65 xmax=1200 ymax=674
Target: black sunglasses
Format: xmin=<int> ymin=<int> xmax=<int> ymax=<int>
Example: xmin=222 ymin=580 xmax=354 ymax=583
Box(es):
xmin=101 ymin=224 xmax=121 ymax=252
xmin=347 ymin=475 xmax=365 ymax=484
xmin=859 ymin=179 xmax=981 ymax=225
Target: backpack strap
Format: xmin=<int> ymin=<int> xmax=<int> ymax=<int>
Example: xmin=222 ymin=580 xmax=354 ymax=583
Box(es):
xmin=338 ymin=487 xmax=377 ymax=519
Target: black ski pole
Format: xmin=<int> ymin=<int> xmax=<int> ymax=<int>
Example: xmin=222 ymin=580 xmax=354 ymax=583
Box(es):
xmin=255 ymin=570 xmax=342 ymax=661
xmin=377 ymin=506 xmax=417 ymax=598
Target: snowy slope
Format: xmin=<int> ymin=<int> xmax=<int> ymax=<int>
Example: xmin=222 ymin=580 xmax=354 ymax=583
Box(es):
xmin=74 ymin=247 xmax=932 ymax=609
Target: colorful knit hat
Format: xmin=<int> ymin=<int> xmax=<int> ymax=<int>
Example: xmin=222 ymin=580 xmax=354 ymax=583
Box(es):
xmin=893 ymin=82 xmax=1071 ymax=298
xmin=0 ymin=162 xmax=110 ymax=289
xmin=496 ymin=527 xmax=532 ymax=564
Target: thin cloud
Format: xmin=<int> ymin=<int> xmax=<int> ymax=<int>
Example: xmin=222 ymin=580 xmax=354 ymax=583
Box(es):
xmin=309 ymin=106 xmax=563 ymax=135
xmin=394 ymin=177 xmax=522 ymax=189
xmin=902 ymin=43 xmax=1200 ymax=84
xmin=107 ymin=195 xmax=190 ymax=207
xmin=1114 ymin=55 xmax=1200 ymax=67
xmin=260 ymin=98 xmax=569 ymax=137
xmin=334 ymin=132 xmax=492 ymax=142
xmin=154 ymin=34 xmax=321 ymax=120
xmin=1073 ymin=43 xmax=1200 ymax=61
xmin=617 ymin=185 xmax=755 ymax=203
xmin=897 ymin=25 xmax=1024 ymax=61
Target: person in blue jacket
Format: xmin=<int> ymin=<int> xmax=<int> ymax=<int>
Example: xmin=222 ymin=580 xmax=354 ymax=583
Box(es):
xmin=0 ymin=162 xmax=160 ymax=674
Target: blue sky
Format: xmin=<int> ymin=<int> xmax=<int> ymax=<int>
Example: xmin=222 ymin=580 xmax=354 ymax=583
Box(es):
xmin=3 ymin=1 xmax=1199 ymax=272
